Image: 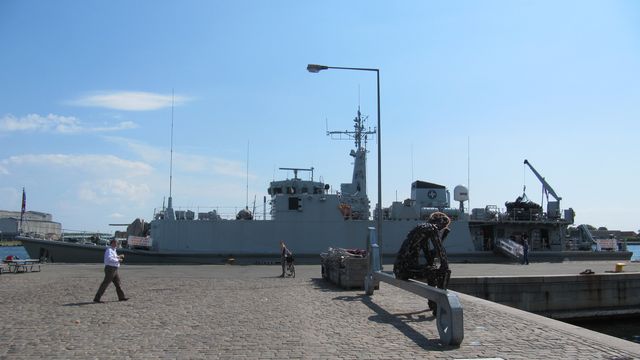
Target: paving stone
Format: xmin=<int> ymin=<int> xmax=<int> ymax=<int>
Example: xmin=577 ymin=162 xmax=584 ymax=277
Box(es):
xmin=0 ymin=263 xmax=639 ymax=359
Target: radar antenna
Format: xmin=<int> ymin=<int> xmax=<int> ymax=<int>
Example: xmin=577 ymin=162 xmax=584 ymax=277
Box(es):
xmin=326 ymin=107 xmax=376 ymax=151
xmin=279 ymin=167 xmax=314 ymax=181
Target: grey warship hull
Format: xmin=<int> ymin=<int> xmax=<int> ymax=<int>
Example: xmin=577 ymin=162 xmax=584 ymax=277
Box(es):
xmin=20 ymin=218 xmax=477 ymax=264
xmin=19 ymin=109 xmax=632 ymax=264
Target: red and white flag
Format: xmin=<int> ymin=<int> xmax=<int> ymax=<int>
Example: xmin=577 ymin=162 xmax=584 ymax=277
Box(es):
xmin=21 ymin=187 xmax=26 ymax=214
xmin=19 ymin=187 xmax=26 ymax=232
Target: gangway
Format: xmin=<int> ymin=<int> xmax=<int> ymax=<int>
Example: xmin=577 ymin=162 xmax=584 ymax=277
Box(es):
xmin=577 ymin=224 xmax=596 ymax=244
xmin=495 ymin=238 xmax=524 ymax=261
xmin=363 ymin=227 xmax=464 ymax=346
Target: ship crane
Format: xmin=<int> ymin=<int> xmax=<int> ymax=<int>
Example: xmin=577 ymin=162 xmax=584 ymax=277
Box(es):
xmin=523 ymin=159 xmax=562 ymax=219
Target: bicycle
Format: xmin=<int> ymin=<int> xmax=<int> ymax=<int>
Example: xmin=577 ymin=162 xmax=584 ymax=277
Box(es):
xmin=284 ymin=254 xmax=295 ymax=278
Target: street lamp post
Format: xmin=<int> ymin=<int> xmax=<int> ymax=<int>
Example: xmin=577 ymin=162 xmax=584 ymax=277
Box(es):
xmin=306 ymin=63 xmax=383 ymax=258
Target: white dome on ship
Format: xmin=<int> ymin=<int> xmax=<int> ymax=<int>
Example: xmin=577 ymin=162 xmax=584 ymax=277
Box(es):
xmin=453 ymin=185 xmax=469 ymax=202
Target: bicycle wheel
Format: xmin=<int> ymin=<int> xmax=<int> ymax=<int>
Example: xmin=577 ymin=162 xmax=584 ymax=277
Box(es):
xmin=286 ymin=263 xmax=295 ymax=278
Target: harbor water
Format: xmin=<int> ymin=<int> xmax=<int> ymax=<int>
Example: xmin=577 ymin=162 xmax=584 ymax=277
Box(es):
xmin=0 ymin=245 xmax=29 ymax=260
xmin=2 ymin=244 xmax=640 ymax=343
xmin=629 ymin=244 xmax=640 ymax=261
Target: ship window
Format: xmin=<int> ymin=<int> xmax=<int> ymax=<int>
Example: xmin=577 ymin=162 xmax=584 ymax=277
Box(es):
xmin=301 ymin=187 xmax=308 ymax=194
xmin=270 ymin=187 xmax=283 ymax=194
xmin=288 ymin=197 xmax=301 ymax=210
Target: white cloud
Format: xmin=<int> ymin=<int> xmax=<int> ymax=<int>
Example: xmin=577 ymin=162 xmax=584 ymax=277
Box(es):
xmin=92 ymin=121 xmax=138 ymax=132
xmin=104 ymin=136 xmax=167 ymax=163
xmin=104 ymin=136 xmax=252 ymax=179
xmin=1 ymin=154 xmax=153 ymax=177
xmin=69 ymin=91 xmax=191 ymax=111
xmin=78 ymin=179 xmax=151 ymax=204
xmin=210 ymin=158 xmax=251 ymax=178
xmin=0 ymin=113 xmax=137 ymax=134
xmin=0 ymin=113 xmax=81 ymax=133
xmin=1 ymin=153 xmax=156 ymax=207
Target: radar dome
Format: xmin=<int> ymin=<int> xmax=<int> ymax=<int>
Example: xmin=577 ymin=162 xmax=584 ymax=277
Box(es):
xmin=453 ymin=185 xmax=469 ymax=202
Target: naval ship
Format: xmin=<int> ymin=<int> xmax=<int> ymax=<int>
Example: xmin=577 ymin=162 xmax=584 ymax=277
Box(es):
xmin=19 ymin=109 xmax=631 ymax=264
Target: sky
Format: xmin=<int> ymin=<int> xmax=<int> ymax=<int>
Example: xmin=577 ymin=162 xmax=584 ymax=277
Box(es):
xmin=1 ymin=1 xmax=639 ymax=233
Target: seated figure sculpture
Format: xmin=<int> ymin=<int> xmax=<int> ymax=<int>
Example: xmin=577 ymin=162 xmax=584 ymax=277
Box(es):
xmin=393 ymin=212 xmax=452 ymax=312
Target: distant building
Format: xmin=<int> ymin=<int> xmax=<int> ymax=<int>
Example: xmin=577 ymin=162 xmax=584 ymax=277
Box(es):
xmin=0 ymin=210 xmax=61 ymax=240
xmin=589 ymin=229 xmax=638 ymax=241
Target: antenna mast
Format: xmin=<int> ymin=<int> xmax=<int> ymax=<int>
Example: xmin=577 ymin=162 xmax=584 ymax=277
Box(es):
xmin=246 ymin=140 xmax=249 ymax=209
xmin=166 ymin=89 xmax=176 ymax=220
xmin=467 ymin=136 xmax=470 ymax=210
xmin=326 ymin=107 xmax=375 ymax=151
xmin=326 ymin=107 xmax=374 ymax=220
xmin=170 ymin=89 xmax=174 ymax=200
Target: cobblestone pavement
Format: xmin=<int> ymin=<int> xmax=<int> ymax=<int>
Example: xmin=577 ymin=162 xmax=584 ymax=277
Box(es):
xmin=1 ymin=264 xmax=639 ymax=359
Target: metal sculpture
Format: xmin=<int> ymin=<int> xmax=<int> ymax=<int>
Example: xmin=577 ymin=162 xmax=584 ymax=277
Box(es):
xmin=364 ymin=212 xmax=463 ymax=346
xmin=393 ymin=212 xmax=451 ymax=313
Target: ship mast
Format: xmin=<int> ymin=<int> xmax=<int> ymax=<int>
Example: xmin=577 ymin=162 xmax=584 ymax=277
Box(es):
xmin=327 ymin=107 xmax=375 ymax=192
xmin=327 ymin=107 xmax=375 ymax=219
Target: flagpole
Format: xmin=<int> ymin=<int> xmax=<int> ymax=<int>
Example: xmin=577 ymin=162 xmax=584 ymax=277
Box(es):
xmin=20 ymin=187 xmax=26 ymax=234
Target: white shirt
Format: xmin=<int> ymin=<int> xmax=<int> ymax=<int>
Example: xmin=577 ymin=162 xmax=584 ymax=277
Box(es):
xmin=104 ymin=247 xmax=121 ymax=267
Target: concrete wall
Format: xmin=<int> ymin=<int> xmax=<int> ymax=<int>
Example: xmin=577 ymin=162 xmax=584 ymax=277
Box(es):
xmin=449 ymin=273 xmax=640 ymax=319
xmin=0 ymin=218 xmax=19 ymax=237
xmin=0 ymin=217 xmax=61 ymax=239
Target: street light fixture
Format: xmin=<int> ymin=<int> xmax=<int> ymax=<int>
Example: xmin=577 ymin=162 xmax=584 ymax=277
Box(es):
xmin=306 ymin=64 xmax=328 ymax=73
xmin=306 ymin=63 xmax=383 ymax=258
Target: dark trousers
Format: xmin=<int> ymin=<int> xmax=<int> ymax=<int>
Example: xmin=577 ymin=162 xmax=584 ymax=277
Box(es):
xmin=94 ymin=265 xmax=126 ymax=301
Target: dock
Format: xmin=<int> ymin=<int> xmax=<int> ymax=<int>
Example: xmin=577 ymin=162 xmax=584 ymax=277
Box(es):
xmin=1 ymin=263 xmax=639 ymax=359
xmin=449 ymin=261 xmax=640 ymax=320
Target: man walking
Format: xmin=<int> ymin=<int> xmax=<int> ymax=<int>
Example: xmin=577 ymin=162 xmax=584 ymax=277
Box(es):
xmin=522 ymin=235 xmax=530 ymax=265
xmin=94 ymin=239 xmax=128 ymax=303
xmin=279 ymin=240 xmax=291 ymax=277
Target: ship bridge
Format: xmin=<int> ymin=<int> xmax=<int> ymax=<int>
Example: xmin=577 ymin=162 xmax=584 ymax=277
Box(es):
xmin=267 ymin=167 xmax=328 ymax=197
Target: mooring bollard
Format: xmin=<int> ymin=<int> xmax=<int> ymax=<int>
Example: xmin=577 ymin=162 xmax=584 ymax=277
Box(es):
xmin=364 ymin=227 xmax=464 ymax=346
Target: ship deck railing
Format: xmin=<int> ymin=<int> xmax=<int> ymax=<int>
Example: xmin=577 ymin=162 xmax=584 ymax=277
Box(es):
xmin=470 ymin=210 xmax=571 ymax=224
xmin=153 ymin=206 xmax=273 ymax=221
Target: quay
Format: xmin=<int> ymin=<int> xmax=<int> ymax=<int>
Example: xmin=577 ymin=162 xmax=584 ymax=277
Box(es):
xmin=450 ymin=261 xmax=640 ymax=319
xmin=1 ymin=263 xmax=640 ymax=359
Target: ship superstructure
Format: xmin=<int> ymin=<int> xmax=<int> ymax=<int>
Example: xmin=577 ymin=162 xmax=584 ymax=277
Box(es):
xmin=20 ymin=108 xmax=629 ymax=264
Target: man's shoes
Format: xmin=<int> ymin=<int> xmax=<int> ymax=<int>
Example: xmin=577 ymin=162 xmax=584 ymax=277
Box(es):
xmin=119 ymin=298 xmax=129 ymax=302
xmin=93 ymin=299 xmax=103 ymax=303
xmin=278 ymin=274 xmax=284 ymax=278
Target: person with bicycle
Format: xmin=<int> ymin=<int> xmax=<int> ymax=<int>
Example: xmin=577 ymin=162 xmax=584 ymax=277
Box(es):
xmin=279 ymin=240 xmax=292 ymax=277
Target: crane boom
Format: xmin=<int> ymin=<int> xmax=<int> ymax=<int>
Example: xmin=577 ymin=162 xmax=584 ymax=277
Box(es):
xmin=523 ymin=159 xmax=561 ymax=201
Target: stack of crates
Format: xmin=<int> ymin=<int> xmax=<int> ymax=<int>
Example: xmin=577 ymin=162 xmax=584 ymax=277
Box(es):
xmin=321 ymin=250 xmax=378 ymax=290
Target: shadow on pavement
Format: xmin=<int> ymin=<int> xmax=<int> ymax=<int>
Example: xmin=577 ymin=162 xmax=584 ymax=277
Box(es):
xmin=309 ymin=277 xmax=343 ymax=292
xmin=332 ymin=293 xmax=452 ymax=351
xmin=62 ymin=301 xmax=102 ymax=307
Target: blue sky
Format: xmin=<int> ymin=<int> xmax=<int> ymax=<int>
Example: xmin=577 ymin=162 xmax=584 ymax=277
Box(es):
xmin=1 ymin=1 xmax=639 ymax=233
